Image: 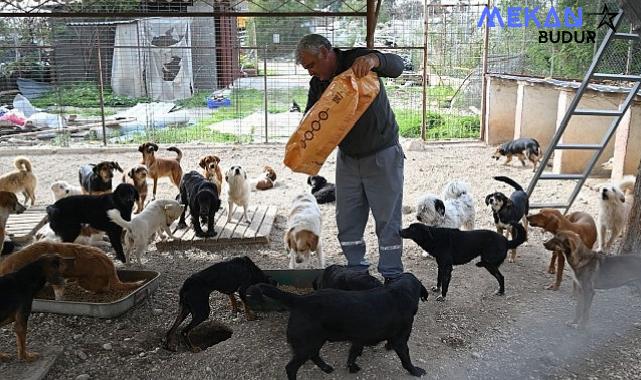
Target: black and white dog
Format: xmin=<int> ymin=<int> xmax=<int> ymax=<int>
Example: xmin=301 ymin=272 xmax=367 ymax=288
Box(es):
xmin=485 ymin=176 xmax=529 ymax=263
xmin=177 ymin=171 xmax=221 ymax=238
xmin=491 ymin=138 xmax=542 ymax=172
xmin=78 ymin=161 xmax=123 ymax=195
xmin=307 ymin=175 xmax=335 ymax=204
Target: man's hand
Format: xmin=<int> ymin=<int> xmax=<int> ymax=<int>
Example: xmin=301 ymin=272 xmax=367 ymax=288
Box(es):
xmin=351 ymin=53 xmax=379 ymax=78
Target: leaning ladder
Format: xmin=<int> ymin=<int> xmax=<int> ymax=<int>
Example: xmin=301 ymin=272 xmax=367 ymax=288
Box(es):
xmin=526 ymin=8 xmax=641 ymax=213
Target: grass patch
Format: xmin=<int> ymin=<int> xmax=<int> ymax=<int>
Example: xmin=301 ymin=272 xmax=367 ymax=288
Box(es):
xmin=30 ymin=82 xmax=151 ymax=108
xmin=127 ymin=126 xmax=252 ymax=144
xmin=396 ymin=109 xmax=480 ymax=140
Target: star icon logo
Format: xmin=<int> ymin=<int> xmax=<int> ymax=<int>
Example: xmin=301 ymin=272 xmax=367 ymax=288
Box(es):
xmin=587 ymin=4 xmax=618 ymax=31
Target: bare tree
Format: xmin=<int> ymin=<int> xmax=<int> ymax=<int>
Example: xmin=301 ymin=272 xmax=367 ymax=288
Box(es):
xmin=618 ymin=160 xmax=641 ymax=255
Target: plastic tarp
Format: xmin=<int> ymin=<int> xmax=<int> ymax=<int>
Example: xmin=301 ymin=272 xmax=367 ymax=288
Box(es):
xmin=111 ymin=18 xmax=194 ymax=101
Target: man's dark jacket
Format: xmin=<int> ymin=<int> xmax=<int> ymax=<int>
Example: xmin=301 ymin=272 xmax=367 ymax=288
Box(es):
xmin=304 ymin=48 xmax=404 ymax=158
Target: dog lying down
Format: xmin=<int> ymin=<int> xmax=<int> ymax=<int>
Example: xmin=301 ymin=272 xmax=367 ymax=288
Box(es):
xmin=544 ymin=230 xmax=641 ymax=330
xmin=401 ymin=222 xmax=526 ymax=301
xmin=249 ymin=273 xmax=428 ymax=379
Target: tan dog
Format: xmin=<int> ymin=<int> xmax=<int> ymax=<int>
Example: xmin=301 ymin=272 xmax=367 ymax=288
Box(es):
xmin=0 ymin=241 xmax=144 ymax=299
xmin=138 ymin=142 xmax=183 ymax=199
xmin=527 ymin=209 xmax=597 ymax=290
xmin=0 ymin=191 xmax=26 ymax=253
xmin=255 ymin=166 xmax=277 ymax=191
xmin=0 ymin=157 xmax=37 ymax=206
xmin=123 ymin=164 xmax=149 ymax=214
xmin=199 ymin=155 xmax=223 ymax=196
xmin=544 ymin=231 xmax=641 ymax=329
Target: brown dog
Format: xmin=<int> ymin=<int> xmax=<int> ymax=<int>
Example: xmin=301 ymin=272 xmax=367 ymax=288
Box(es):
xmin=544 ymin=230 xmax=641 ymax=329
xmin=138 ymin=142 xmax=183 ymax=199
xmin=255 ymin=166 xmax=277 ymax=191
xmin=123 ymin=164 xmax=149 ymax=214
xmin=198 ymin=155 xmax=223 ymax=196
xmin=0 ymin=157 xmax=37 ymax=206
xmin=0 ymin=241 xmax=144 ymax=299
xmin=0 ymin=191 xmax=26 ymax=253
xmin=0 ymin=254 xmax=71 ymax=362
xmin=527 ymin=209 xmax=597 ymax=290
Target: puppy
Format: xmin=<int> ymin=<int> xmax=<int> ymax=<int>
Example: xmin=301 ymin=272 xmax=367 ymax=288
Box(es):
xmin=108 ymin=199 xmax=184 ymax=265
xmin=0 ymin=191 xmax=26 ymax=254
xmin=597 ymin=179 xmax=633 ymax=251
xmin=544 ymin=230 xmax=641 ymax=329
xmin=198 ymin=155 xmax=223 ymax=196
xmin=138 ymin=142 xmax=183 ymax=199
xmin=312 ymin=264 xmax=382 ymax=291
xmin=307 ymin=175 xmax=335 ymax=204
xmin=527 ymin=209 xmax=597 ymax=290
xmin=400 ymin=222 xmax=526 ymax=300
xmin=225 ymin=165 xmax=250 ymax=223
xmin=50 ymin=180 xmax=83 ymax=202
xmin=79 ymin=161 xmax=123 ymax=195
xmin=249 ymin=273 xmax=428 ymax=378
xmin=123 ymin=164 xmax=149 ymax=214
xmin=177 ymin=171 xmax=221 ymax=238
xmin=35 ymin=223 xmax=107 ymax=249
xmin=0 ymin=254 xmax=70 ymax=362
xmin=46 ymin=183 xmax=139 ymax=263
xmin=164 ymin=256 xmax=275 ymax=352
xmin=285 ymin=193 xmax=323 ymax=269
xmin=485 ymin=176 xmax=530 ymax=263
xmin=416 ymin=180 xmax=475 ymax=258
xmin=0 ymin=241 xmax=143 ymax=299
xmin=492 ymin=137 xmax=542 ymax=172
xmin=0 ymin=157 xmax=37 ymax=206
xmin=255 ymin=166 xmax=277 ymax=191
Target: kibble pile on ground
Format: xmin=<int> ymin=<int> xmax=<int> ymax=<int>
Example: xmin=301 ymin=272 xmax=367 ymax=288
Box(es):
xmin=1 ymin=142 xmax=640 ymax=380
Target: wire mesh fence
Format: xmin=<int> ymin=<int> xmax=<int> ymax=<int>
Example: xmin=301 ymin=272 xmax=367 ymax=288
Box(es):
xmin=0 ymin=0 xmax=638 ymax=147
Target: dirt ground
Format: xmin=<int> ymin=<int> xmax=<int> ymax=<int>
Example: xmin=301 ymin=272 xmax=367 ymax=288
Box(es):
xmin=1 ymin=142 xmax=640 ymax=380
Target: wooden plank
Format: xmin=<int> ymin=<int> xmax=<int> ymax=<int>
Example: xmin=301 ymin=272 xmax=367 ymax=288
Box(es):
xmin=242 ymin=206 xmax=268 ymax=240
xmin=232 ymin=205 xmax=257 ymax=239
xmin=210 ymin=204 xmax=229 ymax=238
xmin=255 ymin=206 xmax=278 ymax=242
xmin=216 ymin=206 xmax=243 ymax=240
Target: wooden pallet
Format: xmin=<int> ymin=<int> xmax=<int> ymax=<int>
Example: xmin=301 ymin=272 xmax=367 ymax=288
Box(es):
xmin=155 ymin=205 xmax=278 ymax=251
xmin=5 ymin=207 xmax=48 ymax=243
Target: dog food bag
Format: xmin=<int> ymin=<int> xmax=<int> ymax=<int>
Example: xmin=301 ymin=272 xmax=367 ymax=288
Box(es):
xmin=284 ymin=69 xmax=380 ymax=175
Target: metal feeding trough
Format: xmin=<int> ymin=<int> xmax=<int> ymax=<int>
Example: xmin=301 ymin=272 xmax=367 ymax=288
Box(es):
xmin=32 ymin=270 xmax=160 ymax=319
xmin=246 ymin=269 xmax=322 ymax=312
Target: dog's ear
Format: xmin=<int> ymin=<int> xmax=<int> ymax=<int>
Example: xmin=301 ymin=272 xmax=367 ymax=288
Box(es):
xmin=138 ymin=144 xmax=145 ymax=153
xmin=213 ymin=155 xmax=220 ymax=164
xmin=307 ymin=176 xmax=313 ymax=185
xmin=128 ymin=168 xmax=135 ymax=179
xmin=150 ymin=143 xmax=159 ymax=151
xmin=484 ymin=194 xmax=492 ymax=206
xmin=308 ymin=234 xmax=319 ymax=252
xmin=434 ymin=199 xmax=446 ymax=217
xmin=283 ymin=229 xmax=294 ymax=250
xmin=198 ymin=156 xmax=207 ymax=169
xmin=547 ymin=214 xmax=560 ymax=232
xmin=92 ymin=164 xmax=102 ymax=175
xmin=112 ymin=162 xmax=123 ymax=173
xmin=420 ymin=283 xmax=429 ymax=302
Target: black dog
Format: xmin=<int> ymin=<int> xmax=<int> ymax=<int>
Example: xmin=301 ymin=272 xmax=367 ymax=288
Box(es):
xmin=177 ymin=171 xmax=221 ymax=238
xmin=164 ymin=256 xmax=275 ymax=352
xmin=0 ymin=254 xmax=71 ymax=362
xmin=46 ymin=183 xmax=138 ymax=263
xmin=250 ymin=273 xmax=428 ymax=379
xmin=492 ymin=137 xmax=542 ymax=172
xmin=312 ymin=264 xmax=382 ymax=291
xmin=485 ymin=176 xmax=530 ymax=262
xmin=78 ymin=161 xmax=123 ymax=194
xmin=307 ymin=175 xmax=335 ymax=204
xmin=400 ymin=222 xmax=526 ymax=301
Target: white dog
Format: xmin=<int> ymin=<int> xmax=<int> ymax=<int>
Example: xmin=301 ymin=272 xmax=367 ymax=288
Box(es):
xmin=107 ymin=199 xmax=184 ymax=265
xmin=50 ymin=180 xmax=83 ymax=202
xmin=416 ymin=180 xmax=475 ymax=258
xmin=285 ymin=193 xmax=324 ymax=269
xmin=597 ymin=177 xmax=635 ymax=251
xmin=225 ymin=165 xmax=250 ymax=223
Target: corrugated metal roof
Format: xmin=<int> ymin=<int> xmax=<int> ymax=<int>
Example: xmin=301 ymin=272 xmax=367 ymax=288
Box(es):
xmin=489 ymin=73 xmax=639 ymax=95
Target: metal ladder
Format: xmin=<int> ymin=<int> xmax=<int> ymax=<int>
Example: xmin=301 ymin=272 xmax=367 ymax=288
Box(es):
xmin=527 ymin=8 xmax=641 ymax=213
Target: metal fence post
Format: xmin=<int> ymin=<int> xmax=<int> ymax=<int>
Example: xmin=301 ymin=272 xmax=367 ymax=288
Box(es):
xmin=480 ymin=0 xmax=490 ymax=141
xmin=96 ymin=32 xmax=107 ymax=146
xmin=422 ymin=2 xmax=429 ymax=141
xmin=263 ymin=44 xmax=268 ymax=143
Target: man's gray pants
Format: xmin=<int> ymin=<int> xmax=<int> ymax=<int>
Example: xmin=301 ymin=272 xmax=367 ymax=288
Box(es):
xmin=335 ymin=143 xmax=405 ymax=279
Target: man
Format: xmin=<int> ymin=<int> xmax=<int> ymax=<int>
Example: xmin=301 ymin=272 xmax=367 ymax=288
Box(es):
xmin=295 ymin=34 xmax=405 ymax=281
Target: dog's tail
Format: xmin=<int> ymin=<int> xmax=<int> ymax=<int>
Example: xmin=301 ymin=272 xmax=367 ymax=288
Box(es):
xmin=248 ymin=283 xmax=301 ymax=309
xmin=618 ymin=175 xmax=636 ymax=196
xmin=110 ymin=275 xmax=145 ymax=291
xmin=507 ymin=223 xmax=527 ymax=250
xmin=167 ymin=147 xmax=182 ymax=163
xmin=493 ymin=176 xmax=524 ymax=192
xmin=107 ymin=209 xmax=133 ymax=233
xmin=14 ymin=156 xmax=32 ymax=172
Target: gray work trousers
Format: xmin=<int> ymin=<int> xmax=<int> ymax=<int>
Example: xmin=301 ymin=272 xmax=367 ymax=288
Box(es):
xmin=335 ymin=143 xmax=405 ymax=279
